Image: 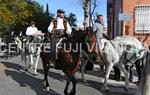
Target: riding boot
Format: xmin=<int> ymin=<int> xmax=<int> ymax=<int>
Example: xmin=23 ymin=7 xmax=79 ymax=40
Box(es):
xmin=95 ymin=50 xmax=101 ymax=63
xmin=54 ymin=50 xmax=62 ymax=70
xmin=54 ymin=59 xmax=62 ymax=70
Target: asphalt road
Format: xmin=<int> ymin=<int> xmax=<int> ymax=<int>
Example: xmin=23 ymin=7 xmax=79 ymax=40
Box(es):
xmin=0 ymin=56 xmax=137 ymax=95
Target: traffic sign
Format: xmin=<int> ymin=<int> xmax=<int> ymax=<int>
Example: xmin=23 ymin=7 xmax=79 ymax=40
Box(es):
xmin=119 ymin=13 xmax=131 ymax=21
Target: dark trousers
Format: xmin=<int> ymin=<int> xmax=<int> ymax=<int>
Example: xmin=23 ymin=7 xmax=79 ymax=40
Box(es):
xmin=135 ymin=59 xmax=143 ymax=82
xmin=113 ymin=66 xmax=121 ymax=80
xmin=125 ymin=64 xmax=134 ymax=82
xmin=130 ymin=64 xmax=134 ymax=81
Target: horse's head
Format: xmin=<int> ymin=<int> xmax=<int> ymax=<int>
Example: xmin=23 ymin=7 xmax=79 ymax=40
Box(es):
xmin=124 ymin=44 xmax=146 ymax=64
xmin=113 ymin=36 xmax=146 ymax=64
xmin=71 ymin=29 xmax=87 ymax=43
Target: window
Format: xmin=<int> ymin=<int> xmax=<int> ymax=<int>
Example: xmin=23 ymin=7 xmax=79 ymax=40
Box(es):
xmin=135 ymin=5 xmax=150 ymax=33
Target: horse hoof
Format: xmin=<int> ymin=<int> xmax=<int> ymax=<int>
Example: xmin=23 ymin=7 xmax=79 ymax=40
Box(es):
xmin=64 ymin=91 xmax=68 ymax=95
xmin=101 ymin=86 xmax=109 ymax=92
xmin=46 ymin=86 xmax=50 ymax=91
xmin=124 ymin=87 xmax=129 ymax=91
xmin=25 ymin=69 xmax=28 ymax=71
xmin=43 ymin=80 xmax=46 ymax=83
xmin=83 ymin=80 xmax=87 ymax=83
xmin=105 ymin=88 xmax=109 ymax=92
xmin=34 ymin=73 xmax=37 ymax=76
xmin=83 ymin=80 xmax=88 ymax=85
xmin=69 ymin=91 xmax=76 ymax=95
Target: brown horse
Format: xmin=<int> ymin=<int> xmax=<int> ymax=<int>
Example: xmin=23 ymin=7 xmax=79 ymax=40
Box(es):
xmin=40 ymin=29 xmax=86 ymax=95
xmin=80 ymin=28 xmax=105 ymax=83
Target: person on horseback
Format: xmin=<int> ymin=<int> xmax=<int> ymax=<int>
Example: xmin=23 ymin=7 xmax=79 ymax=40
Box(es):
xmin=93 ymin=14 xmax=106 ymax=63
xmin=48 ymin=9 xmax=72 ymax=68
xmin=26 ymin=21 xmax=39 ymax=42
xmin=26 ymin=21 xmax=39 ymax=68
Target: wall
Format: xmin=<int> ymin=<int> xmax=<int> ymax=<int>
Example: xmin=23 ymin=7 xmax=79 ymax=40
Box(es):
xmin=122 ymin=0 xmax=150 ymax=46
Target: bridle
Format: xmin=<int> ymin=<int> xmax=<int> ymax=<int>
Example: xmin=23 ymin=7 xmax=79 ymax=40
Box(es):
xmin=108 ymin=39 xmax=144 ymax=65
xmin=124 ymin=49 xmax=144 ymax=64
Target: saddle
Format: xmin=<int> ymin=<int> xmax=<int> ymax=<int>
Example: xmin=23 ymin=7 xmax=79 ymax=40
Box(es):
xmin=49 ymin=30 xmax=68 ymax=65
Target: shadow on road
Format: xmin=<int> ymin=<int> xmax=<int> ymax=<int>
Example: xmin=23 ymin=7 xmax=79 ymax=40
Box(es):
xmin=0 ymin=61 xmax=136 ymax=95
xmin=0 ymin=61 xmax=61 ymax=95
xmin=78 ymin=79 xmax=135 ymax=95
xmin=37 ymin=69 xmax=66 ymax=82
xmin=84 ymin=69 xmax=126 ymax=81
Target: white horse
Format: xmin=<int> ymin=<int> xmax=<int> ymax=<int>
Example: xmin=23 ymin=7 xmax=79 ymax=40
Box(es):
xmin=15 ymin=31 xmax=44 ymax=75
xmin=81 ymin=36 xmax=145 ymax=91
xmin=27 ymin=31 xmax=44 ymax=75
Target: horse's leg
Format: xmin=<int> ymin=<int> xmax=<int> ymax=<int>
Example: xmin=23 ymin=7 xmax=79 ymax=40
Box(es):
xmin=29 ymin=54 xmax=34 ymax=69
xmin=99 ymin=62 xmax=105 ymax=72
xmin=41 ymin=57 xmax=50 ymax=90
xmin=63 ymin=70 xmax=77 ymax=95
xmin=69 ymin=76 xmax=77 ymax=95
xmin=81 ymin=50 xmax=89 ymax=83
xmin=34 ymin=47 xmax=41 ymax=75
xmin=117 ymin=64 xmax=129 ymax=91
xmin=41 ymin=59 xmax=47 ymax=82
xmin=64 ymin=78 xmax=70 ymax=95
xmin=21 ymin=51 xmax=28 ymax=71
xmin=25 ymin=51 xmax=29 ymax=71
xmin=45 ymin=63 xmax=50 ymax=91
xmin=103 ymin=63 xmax=113 ymax=91
xmin=28 ymin=45 xmax=34 ymax=68
xmin=81 ymin=59 xmax=88 ymax=83
xmin=34 ymin=54 xmax=40 ymax=75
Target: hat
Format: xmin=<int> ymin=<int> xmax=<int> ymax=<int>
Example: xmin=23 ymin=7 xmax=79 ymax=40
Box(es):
xmin=30 ymin=21 xmax=36 ymax=26
xmin=97 ymin=14 xmax=103 ymax=17
xmin=57 ymin=9 xmax=65 ymax=13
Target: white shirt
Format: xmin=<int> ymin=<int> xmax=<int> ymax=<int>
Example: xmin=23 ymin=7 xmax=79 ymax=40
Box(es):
xmin=26 ymin=26 xmax=38 ymax=36
xmin=48 ymin=17 xmax=72 ymax=35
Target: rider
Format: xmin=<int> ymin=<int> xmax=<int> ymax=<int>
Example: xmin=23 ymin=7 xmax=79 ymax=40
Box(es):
xmin=26 ymin=21 xmax=39 ymax=68
xmin=26 ymin=21 xmax=39 ymax=42
xmin=93 ymin=14 xmax=106 ymax=63
xmin=48 ymin=9 xmax=72 ymax=68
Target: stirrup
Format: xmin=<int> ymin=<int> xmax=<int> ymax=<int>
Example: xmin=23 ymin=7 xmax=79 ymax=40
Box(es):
xmin=49 ymin=63 xmax=55 ymax=68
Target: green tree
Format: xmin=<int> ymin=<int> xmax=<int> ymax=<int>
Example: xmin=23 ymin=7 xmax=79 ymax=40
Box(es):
xmin=67 ymin=13 xmax=77 ymax=27
xmin=0 ymin=0 xmax=32 ymax=36
xmin=0 ymin=0 xmax=53 ymax=36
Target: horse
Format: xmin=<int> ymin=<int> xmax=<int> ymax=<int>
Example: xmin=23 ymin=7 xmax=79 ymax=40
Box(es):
xmin=40 ymin=29 xmax=86 ymax=95
xmin=101 ymin=36 xmax=145 ymax=91
xmin=2 ymin=31 xmax=21 ymax=58
xmin=26 ymin=32 xmax=45 ymax=75
xmin=14 ymin=31 xmax=45 ymax=75
xmin=81 ymin=34 xmax=146 ymax=91
xmin=80 ymin=29 xmax=104 ymax=83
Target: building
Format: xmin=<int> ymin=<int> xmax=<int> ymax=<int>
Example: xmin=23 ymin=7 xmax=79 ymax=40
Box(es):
xmin=107 ymin=0 xmax=150 ymax=46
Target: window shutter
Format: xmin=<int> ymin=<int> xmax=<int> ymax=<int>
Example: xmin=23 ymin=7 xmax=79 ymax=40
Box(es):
xmin=135 ymin=5 xmax=150 ymax=33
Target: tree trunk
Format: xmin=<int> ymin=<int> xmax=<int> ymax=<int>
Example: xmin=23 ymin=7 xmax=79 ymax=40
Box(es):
xmin=83 ymin=0 xmax=90 ymax=30
xmin=136 ymin=52 xmax=150 ymax=95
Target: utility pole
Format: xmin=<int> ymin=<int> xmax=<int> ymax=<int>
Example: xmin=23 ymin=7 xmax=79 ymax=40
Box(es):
xmin=89 ymin=0 xmax=92 ymax=27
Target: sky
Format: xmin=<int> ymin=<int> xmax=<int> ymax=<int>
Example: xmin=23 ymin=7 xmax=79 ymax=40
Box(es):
xmin=36 ymin=0 xmax=107 ymax=26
